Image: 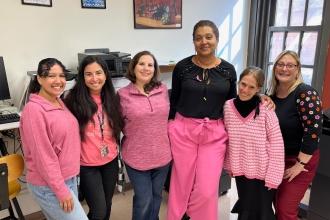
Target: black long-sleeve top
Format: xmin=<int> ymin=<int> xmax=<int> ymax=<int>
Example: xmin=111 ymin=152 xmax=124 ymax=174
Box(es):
xmin=169 ymin=56 xmax=237 ymax=120
xmin=272 ymin=83 xmax=322 ymax=156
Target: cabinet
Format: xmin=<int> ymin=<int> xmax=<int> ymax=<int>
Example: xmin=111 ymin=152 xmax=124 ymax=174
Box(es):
xmin=308 ymin=111 xmax=330 ymax=220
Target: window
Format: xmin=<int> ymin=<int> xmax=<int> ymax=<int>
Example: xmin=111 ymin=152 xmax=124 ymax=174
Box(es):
xmin=265 ymin=0 xmax=325 ymax=86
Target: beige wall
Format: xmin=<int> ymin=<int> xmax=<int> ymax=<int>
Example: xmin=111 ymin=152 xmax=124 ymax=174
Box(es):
xmin=0 ymin=0 xmax=250 ymax=106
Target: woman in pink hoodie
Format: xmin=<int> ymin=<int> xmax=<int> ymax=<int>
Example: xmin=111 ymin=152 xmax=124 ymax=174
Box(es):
xmin=20 ymin=58 xmax=88 ymax=220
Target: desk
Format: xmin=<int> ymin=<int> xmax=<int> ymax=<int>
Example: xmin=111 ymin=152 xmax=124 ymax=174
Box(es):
xmin=0 ymin=122 xmax=19 ymax=131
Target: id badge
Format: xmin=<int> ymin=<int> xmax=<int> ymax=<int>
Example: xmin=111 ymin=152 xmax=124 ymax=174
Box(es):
xmin=100 ymin=145 xmax=109 ymax=157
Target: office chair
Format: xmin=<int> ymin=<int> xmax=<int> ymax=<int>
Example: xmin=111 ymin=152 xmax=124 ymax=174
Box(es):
xmin=0 ymin=154 xmax=25 ymax=220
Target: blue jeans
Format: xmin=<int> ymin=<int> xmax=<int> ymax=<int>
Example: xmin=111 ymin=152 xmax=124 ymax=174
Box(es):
xmin=28 ymin=177 xmax=88 ymax=220
xmin=126 ymin=163 xmax=170 ymax=220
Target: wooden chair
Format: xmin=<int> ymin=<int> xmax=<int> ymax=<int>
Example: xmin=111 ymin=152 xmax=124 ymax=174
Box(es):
xmin=0 ymin=154 xmax=25 ymax=220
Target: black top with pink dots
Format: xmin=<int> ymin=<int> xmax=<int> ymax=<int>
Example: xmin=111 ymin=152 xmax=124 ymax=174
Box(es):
xmin=272 ymin=83 xmax=323 ymax=156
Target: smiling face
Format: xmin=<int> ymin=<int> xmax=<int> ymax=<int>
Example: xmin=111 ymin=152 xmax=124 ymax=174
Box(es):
xmin=193 ymin=26 xmax=218 ymax=57
xmin=37 ymin=64 xmax=66 ymax=101
xmin=238 ymin=74 xmax=260 ymax=101
xmin=84 ymin=62 xmax=106 ymax=95
xmin=134 ymin=55 xmax=155 ymax=86
xmin=274 ymin=54 xmax=299 ymax=85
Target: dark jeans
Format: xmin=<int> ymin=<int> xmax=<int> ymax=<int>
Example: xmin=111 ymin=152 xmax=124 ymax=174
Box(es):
xmin=80 ymin=158 xmax=119 ymax=220
xmin=126 ymin=163 xmax=170 ymax=220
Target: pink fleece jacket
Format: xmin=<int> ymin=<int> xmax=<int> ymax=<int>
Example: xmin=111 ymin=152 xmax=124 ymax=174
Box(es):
xmin=19 ymin=94 xmax=81 ymax=201
xmin=118 ymin=83 xmax=172 ymax=170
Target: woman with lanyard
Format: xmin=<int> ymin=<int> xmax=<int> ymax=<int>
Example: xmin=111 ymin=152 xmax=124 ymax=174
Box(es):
xmin=64 ymin=55 xmax=123 ymax=220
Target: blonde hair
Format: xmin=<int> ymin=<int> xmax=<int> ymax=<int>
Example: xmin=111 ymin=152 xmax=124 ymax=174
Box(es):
xmin=268 ymin=50 xmax=304 ymax=95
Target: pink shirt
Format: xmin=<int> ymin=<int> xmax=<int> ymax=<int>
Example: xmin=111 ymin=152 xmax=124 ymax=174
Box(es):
xmin=19 ymin=94 xmax=81 ymax=200
xmin=223 ymin=99 xmax=285 ymax=189
xmin=118 ymin=83 xmax=172 ymax=170
xmin=80 ymin=94 xmax=118 ymax=166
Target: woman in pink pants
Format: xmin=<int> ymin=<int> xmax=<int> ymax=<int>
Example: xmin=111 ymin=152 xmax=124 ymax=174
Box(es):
xmin=167 ymin=20 xmax=274 ymax=220
xmin=166 ymin=20 xmax=237 ymax=220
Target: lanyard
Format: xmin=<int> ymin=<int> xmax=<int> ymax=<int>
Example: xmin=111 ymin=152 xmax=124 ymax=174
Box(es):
xmin=96 ymin=108 xmax=105 ymax=142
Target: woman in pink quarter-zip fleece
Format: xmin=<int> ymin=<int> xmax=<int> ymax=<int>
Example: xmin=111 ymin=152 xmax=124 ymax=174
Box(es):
xmin=20 ymin=58 xmax=88 ymax=220
xmin=118 ymin=51 xmax=172 ymax=220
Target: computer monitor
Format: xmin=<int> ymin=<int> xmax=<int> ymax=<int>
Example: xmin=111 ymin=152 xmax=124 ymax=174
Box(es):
xmin=0 ymin=57 xmax=11 ymax=101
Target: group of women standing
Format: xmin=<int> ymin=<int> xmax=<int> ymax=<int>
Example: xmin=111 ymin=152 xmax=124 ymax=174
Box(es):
xmin=19 ymin=19 xmax=322 ymax=220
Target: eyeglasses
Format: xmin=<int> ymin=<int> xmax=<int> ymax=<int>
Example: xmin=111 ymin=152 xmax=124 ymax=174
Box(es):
xmin=276 ymin=63 xmax=297 ymax=70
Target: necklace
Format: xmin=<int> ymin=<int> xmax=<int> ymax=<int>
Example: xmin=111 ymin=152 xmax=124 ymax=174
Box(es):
xmin=194 ymin=55 xmax=219 ymax=69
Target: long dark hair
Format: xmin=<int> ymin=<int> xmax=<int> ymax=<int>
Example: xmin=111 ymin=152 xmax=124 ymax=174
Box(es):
xmin=29 ymin=58 xmax=67 ymax=93
xmin=64 ymin=55 xmax=123 ymax=142
xmin=126 ymin=50 xmax=161 ymax=93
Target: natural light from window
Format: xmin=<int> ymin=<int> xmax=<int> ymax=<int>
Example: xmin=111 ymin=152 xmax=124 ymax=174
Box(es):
xmin=217 ymin=0 xmax=243 ymax=70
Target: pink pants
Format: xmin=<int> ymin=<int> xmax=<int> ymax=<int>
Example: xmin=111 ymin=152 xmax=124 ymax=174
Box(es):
xmin=167 ymin=113 xmax=228 ymax=220
xmin=275 ymin=150 xmax=320 ymax=220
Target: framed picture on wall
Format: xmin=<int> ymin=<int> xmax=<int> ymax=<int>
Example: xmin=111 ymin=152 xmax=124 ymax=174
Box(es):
xmin=21 ymin=0 xmax=52 ymax=7
xmin=81 ymin=0 xmax=106 ymax=9
xmin=133 ymin=0 xmax=182 ymax=29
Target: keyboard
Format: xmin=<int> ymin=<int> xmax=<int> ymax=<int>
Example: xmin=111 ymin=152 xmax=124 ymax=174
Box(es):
xmin=0 ymin=113 xmax=20 ymax=124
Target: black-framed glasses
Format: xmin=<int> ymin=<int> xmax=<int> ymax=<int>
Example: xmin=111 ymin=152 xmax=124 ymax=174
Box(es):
xmin=276 ymin=63 xmax=297 ymax=70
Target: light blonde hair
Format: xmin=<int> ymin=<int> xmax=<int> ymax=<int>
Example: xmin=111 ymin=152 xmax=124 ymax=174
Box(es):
xmin=268 ymin=50 xmax=304 ymax=95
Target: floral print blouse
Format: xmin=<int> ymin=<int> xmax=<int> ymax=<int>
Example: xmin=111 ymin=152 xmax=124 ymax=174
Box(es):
xmin=296 ymin=87 xmax=323 ymax=153
xmin=273 ymin=83 xmax=323 ymax=156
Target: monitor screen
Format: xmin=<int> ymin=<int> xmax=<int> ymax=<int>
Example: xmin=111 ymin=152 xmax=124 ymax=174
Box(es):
xmin=0 ymin=57 xmax=11 ymax=101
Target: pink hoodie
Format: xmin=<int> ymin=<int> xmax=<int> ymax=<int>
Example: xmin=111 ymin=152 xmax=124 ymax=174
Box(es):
xmin=20 ymin=94 xmax=81 ymax=201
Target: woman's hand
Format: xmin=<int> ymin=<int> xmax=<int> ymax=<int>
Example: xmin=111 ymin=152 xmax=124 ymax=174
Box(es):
xmin=260 ymin=95 xmax=275 ymax=110
xmin=283 ymin=163 xmax=308 ymax=182
xmin=59 ymin=195 xmax=74 ymax=212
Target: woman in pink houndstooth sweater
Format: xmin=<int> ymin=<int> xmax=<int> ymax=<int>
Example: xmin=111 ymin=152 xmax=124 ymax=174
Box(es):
xmin=223 ymin=66 xmax=285 ymax=220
